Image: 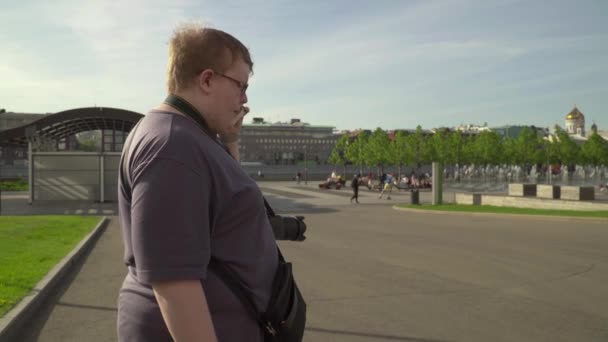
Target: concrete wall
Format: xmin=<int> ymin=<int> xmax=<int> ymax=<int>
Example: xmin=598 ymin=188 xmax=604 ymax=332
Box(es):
xmin=479 ymin=194 xmax=607 ymax=211
xmin=453 ymin=190 xmax=608 ymax=211
xmin=103 ymin=154 xmax=121 ymax=202
xmin=455 ymin=193 xmax=481 ymax=205
xmin=34 ymin=154 xmax=99 ymax=201
xmin=32 ymin=152 xmax=120 ymax=202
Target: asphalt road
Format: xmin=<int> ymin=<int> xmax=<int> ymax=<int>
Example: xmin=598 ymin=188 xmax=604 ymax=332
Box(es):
xmin=12 ymin=183 xmax=608 ymax=341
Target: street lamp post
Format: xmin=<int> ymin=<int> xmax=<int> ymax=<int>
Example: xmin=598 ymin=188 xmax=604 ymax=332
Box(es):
xmin=0 ymin=154 xmax=2 ymax=215
xmin=304 ymin=145 xmax=308 ymax=185
xmin=547 ymin=143 xmax=552 ymax=185
xmin=359 ymin=141 xmax=362 ymax=175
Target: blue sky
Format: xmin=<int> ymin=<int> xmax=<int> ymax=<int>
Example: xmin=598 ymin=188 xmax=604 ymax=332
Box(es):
xmin=1 ymin=0 xmax=607 ymax=131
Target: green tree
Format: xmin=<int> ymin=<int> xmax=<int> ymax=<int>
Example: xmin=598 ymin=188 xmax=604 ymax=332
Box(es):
xmin=471 ymin=130 xmax=503 ymax=166
xmin=429 ymin=129 xmax=450 ymax=164
xmin=501 ymin=137 xmax=517 ymax=166
xmin=554 ymin=127 xmax=580 ymax=167
xmin=513 ymin=127 xmax=543 ymax=169
xmin=446 ymin=131 xmax=466 ymax=165
xmin=328 ymin=134 xmax=349 ymax=174
xmin=363 ymin=128 xmax=391 ymax=174
xmin=391 ymin=131 xmax=413 ymax=178
xmin=345 ymin=132 xmax=368 ymax=175
xmin=581 ymin=132 xmax=608 ymax=166
xmin=404 ymin=126 xmax=430 ymax=169
xmin=76 ymin=139 xmax=98 ymax=152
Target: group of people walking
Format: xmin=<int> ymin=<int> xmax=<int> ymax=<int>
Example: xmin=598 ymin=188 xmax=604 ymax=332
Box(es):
xmin=350 ymin=172 xmax=396 ymax=203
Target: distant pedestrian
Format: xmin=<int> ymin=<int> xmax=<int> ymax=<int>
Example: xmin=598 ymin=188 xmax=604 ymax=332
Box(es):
xmin=296 ymin=171 xmax=302 ymax=184
xmin=378 ymin=173 xmax=394 ymax=200
xmin=350 ymin=173 xmax=360 ymax=204
xmin=379 ymin=173 xmax=387 ymax=192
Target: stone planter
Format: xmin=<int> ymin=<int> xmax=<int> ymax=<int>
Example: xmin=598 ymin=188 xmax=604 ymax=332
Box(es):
xmin=560 ymin=186 xmax=595 ymax=201
xmin=537 ymin=185 xmax=560 ymax=199
xmin=508 ymin=183 xmax=537 ymax=197
xmin=455 ymin=193 xmax=482 ymax=205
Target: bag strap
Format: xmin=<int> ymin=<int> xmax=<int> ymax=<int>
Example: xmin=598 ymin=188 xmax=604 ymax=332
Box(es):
xmin=263 ymin=197 xmax=276 ymax=217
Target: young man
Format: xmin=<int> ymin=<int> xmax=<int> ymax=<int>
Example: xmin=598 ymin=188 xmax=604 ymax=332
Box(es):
xmin=117 ymin=24 xmax=278 ymax=342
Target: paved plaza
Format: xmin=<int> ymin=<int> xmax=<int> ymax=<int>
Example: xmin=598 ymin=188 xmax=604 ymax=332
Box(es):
xmin=4 ymin=182 xmax=608 ymax=341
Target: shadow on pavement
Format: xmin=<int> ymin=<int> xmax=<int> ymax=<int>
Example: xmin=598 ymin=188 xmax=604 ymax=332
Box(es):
xmin=306 ymin=326 xmax=453 ymax=342
xmin=263 ymin=194 xmax=339 ymax=215
xmin=12 ymin=236 xmax=99 ymax=342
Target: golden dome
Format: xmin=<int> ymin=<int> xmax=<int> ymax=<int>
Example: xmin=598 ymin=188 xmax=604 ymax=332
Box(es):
xmin=566 ymin=106 xmax=584 ymax=120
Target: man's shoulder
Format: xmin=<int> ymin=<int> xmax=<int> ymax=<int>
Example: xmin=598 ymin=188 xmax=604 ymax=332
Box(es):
xmin=132 ymin=112 xmax=222 ymax=171
xmin=141 ymin=111 xmax=219 ymax=152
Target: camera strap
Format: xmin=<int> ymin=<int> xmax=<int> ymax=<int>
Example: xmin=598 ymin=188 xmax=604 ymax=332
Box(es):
xmin=163 ymin=94 xmax=278 ymax=217
xmin=163 ymin=94 xmax=217 ymax=145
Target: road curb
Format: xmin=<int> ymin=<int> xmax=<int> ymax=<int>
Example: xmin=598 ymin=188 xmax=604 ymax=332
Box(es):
xmin=392 ymin=205 xmax=608 ymax=222
xmin=0 ymin=216 xmax=109 ymax=342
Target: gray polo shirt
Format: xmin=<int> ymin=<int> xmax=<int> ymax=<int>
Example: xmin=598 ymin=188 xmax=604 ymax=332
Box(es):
xmin=117 ymin=110 xmax=278 ymax=342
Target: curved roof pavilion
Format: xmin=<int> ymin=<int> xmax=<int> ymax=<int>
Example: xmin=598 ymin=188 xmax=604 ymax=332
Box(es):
xmin=0 ymin=107 xmax=143 ymax=150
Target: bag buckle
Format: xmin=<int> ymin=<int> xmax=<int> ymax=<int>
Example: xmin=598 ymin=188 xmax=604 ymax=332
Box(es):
xmin=265 ymin=322 xmax=278 ymax=336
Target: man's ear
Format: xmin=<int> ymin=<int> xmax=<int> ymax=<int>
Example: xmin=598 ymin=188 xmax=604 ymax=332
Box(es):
xmin=197 ymin=69 xmax=214 ymax=93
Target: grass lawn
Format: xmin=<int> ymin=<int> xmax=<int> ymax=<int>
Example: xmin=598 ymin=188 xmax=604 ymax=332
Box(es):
xmin=398 ymin=204 xmax=608 ymax=219
xmin=0 ymin=180 xmax=28 ymax=191
xmin=0 ymin=216 xmax=100 ymax=317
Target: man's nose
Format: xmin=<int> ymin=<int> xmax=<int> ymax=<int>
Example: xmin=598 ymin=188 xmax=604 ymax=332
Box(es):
xmin=241 ymin=92 xmax=248 ymax=104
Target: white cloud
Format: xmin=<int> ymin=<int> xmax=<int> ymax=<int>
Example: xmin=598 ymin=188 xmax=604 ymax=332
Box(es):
xmin=1 ymin=0 xmax=212 ymax=112
xmin=1 ymin=0 xmax=606 ymax=130
xmin=252 ymin=1 xmax=533 ymax=91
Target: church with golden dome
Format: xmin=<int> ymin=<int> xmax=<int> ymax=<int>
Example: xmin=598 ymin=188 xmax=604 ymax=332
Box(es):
xmin=565 ymin=106 xmax=586 ymax=137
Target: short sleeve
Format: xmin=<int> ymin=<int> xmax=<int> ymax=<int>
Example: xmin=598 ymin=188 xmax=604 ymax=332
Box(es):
xmin=129 ymin=157 xmax=212 ymax=285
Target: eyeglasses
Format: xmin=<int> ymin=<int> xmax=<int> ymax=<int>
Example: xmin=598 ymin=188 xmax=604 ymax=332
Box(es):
xmin=214 ymin=71 xmax=248 ymax=94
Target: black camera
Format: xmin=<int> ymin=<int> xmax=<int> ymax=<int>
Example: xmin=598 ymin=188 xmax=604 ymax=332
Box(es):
xmin=268 ymin=215 xmax=307 ymax=241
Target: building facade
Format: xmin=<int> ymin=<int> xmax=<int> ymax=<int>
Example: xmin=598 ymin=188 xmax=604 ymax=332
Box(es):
xmin=239 ymin=118 xmax=340 ymax=165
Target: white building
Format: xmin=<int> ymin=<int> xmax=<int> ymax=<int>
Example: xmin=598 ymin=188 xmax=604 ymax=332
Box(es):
xmin=565 ymin=106 xmax=586 ymax=137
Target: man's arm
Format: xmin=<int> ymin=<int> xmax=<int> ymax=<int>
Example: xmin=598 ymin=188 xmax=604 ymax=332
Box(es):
xmin=152 ymin=279 xmax=218 ymax=342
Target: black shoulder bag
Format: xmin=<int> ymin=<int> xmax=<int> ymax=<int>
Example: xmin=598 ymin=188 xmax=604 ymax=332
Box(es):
xmin=120 ymin=95 xmax=306 ymax=341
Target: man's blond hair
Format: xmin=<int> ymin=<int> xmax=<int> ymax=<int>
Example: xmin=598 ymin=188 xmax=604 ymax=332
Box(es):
xmin=166 ymin=23 xmax=253 ymax=93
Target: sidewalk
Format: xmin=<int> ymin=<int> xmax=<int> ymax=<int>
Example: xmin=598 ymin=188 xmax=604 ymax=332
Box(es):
xmin=14 ymin=217 xmax=125 ymax=342
xmin=3 ymin=183 xmax=399 ymax=341
xmin=4 ymin=182 xmax=608 ymax=342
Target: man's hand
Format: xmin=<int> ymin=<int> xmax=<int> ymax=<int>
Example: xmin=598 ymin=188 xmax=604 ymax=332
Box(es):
xmin=220 ymin=106 xmax=249 ymax=144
